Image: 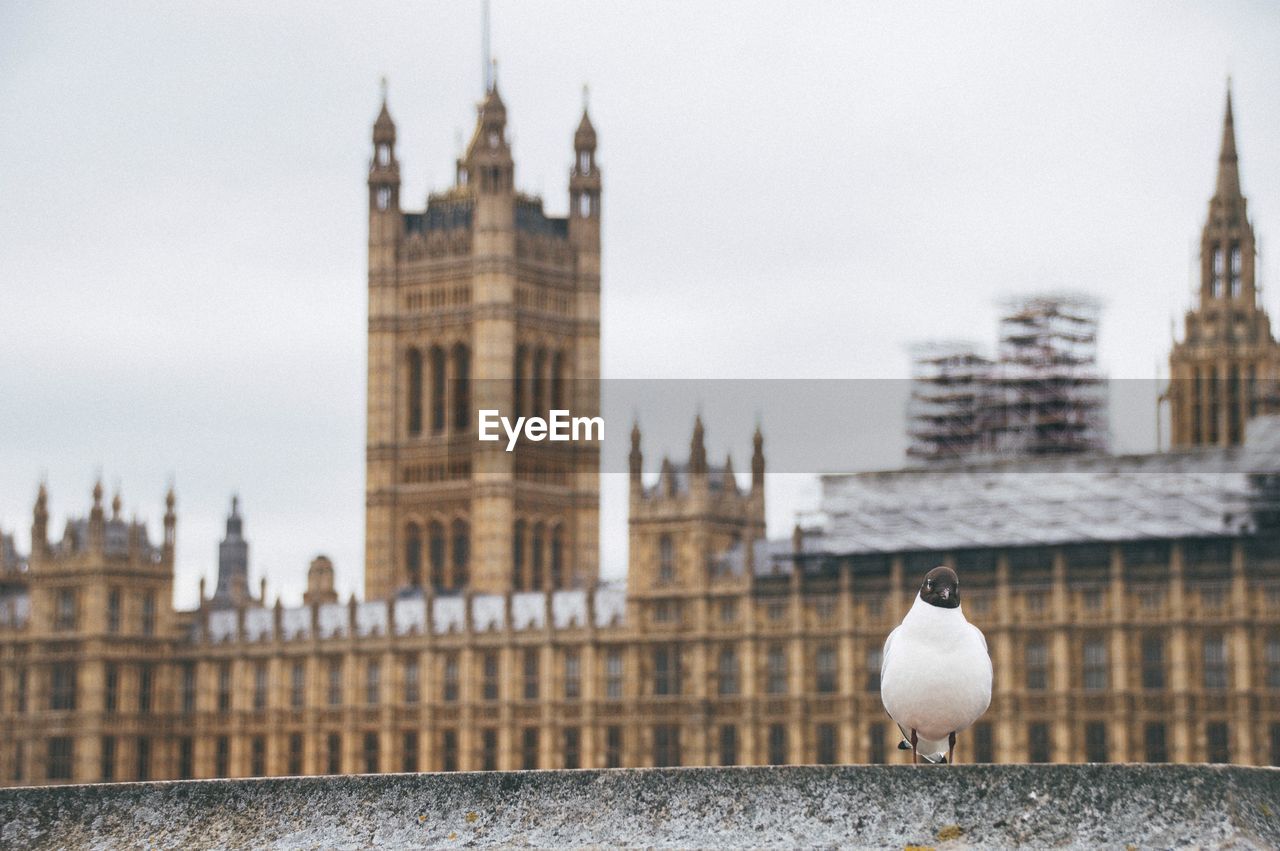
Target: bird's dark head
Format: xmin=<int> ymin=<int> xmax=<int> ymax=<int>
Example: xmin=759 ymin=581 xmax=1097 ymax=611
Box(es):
xmin=920 ymin=566 xmax=960 ymax=609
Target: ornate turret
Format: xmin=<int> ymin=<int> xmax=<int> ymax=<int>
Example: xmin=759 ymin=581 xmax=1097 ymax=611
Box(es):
xmin=368 ymin=79 xmax=400 ymax=214
xmin=629 ymin=421 xmax=643 ymax=489
xmin=1168 ymin=81 xmax=1279 ymax=448
xmin=628 ymin=417 xmax=767 ymax=599
xmin=751 ymin=424 xmax=765 ymax=492
xmin=722 ymin=454 xmax=738 ymax=494
xmin=162 ymin=485 xmax=176 ymax=561
xmin=209 ymin=495 xmax=254 ymax=610
xmin=463 ymin=80 xmax=514 ymax=195
xmin=88 ymin=479 xmax=105 ymax=552
xmin=31 ymin=483 xmax=48 ymax=561
xmin=26 ymin=478 xmax=174 ymax=641
xmin=569 ymin=89 xmax=601 ymax=248
xmin=689 ymin=415 xmax=708 ymax=476
xmin=305 ymin=555 xmax=339 ymax=606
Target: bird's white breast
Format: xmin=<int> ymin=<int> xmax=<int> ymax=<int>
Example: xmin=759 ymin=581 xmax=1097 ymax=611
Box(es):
xmin=881 ymin=599 xmax=992 ymax=742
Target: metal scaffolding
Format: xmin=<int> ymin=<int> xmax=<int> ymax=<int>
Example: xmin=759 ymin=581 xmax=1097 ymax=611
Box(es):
xmin=906 ymin=341 xmax=994 ymax=463
xmin=908 ymin=294 xmax=1109 ymax=463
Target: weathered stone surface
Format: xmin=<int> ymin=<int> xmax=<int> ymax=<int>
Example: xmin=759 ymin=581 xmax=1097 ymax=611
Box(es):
xmin=2 ymin=764 xmax=1278 ymax=850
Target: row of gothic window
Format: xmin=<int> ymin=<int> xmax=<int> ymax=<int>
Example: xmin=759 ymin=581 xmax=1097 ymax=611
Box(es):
xmin=406 ymin=343 xmax=574 ymax=437
xmin=19 ymin=636 xmax=1277 ymax=723
xmin=513 ymin=345 xmax=569 ymax=418
xmin=406 ymin=344 xmax=470 ymax=436
xmin=51 ymin=587 xmax=155 ymax=635
xmin=400 ymin=518 xmax=571 ymax=593
xmin=512 ymin=520 xmax=568 ymax=592
xmin=403 ymin=520 xmax=469 ymax=591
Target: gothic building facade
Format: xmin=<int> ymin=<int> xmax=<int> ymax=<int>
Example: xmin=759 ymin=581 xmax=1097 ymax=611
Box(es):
xmin=1 ymin=82 xmax=1280 ymax=785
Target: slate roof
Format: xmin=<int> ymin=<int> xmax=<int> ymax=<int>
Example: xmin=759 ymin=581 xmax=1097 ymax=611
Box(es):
xmin=807 ymin=416 xmax=1280 ymax=556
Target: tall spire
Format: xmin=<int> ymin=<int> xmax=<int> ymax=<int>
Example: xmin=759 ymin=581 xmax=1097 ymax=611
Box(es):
xmin=369 ymin=78 xmax=400 ymax=213
xmin=689 ymin=415 xmax=708 ymax=475
xmin=1214 ymin=80 xmax=1241 ymax=201
xmin=629 ymin=420 xmax=643 ymax=485
xmin=211 ymin=494 xmax=251 ymax=609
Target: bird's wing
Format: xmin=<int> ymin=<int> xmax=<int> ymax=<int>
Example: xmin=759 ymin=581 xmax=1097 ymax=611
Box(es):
xmin=881 ymin=624 xmax=901 ymax=684
xmin=971 ymin=622 xmax=988 ymax=655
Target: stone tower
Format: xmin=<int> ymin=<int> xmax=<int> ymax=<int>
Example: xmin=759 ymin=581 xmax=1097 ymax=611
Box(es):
xmin=20 ymin=482 xmax=175 ymax=782
xmin=1169 ymin=84 xmax=1280 ymax=447
xmin=364 ymin=79 xmax=601 ymax=600
xmin=627 ymin=418 xmax=767 ymax=602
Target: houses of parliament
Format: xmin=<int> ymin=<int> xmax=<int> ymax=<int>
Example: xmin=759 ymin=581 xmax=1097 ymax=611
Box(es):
xmin=1 ymin=79 xmax=1279 ymax=786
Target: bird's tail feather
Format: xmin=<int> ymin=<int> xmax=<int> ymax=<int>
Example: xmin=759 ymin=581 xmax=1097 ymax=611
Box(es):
xmin=895 ymin=724 xmax=948 ymax=763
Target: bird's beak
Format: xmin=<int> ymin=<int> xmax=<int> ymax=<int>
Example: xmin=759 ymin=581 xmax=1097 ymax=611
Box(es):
xmin=940 ymin=588 xmax=950 ymax=600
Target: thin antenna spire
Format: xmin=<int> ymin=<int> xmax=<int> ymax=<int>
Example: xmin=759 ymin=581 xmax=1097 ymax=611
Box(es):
xmin=582 ymin=83 xmax=590 ymax=111
xmin=482 ymin=0 xmax=492 ymax=92
xmin=380 ymin=75 xmax=388 ymax=102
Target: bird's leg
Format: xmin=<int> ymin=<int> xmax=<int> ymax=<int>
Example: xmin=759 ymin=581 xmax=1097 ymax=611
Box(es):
xmin=948 ymin=731 xmax=956 ymax=765
xmin=911 ymin=729 xmax=918 ymax=765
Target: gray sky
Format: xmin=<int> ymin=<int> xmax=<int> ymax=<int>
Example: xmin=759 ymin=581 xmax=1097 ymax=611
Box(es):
xmin=3 ymin=1 xmax=1279 ymax=607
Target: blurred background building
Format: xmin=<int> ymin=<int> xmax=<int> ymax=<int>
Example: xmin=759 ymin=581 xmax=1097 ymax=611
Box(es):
xmin=0 ymin=83 xmax=1278 ymax=785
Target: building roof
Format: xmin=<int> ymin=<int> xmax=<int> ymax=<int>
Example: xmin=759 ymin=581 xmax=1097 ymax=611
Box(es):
xmin=198 ymin=584 xmax=628 ymax=644
xmin=645 ymin=461 xmax=740 ymax=498
xmin=808 ymin=416 xmax=1280 ymax=556
xmin=56 ymin=517 xmax=158 ymax=560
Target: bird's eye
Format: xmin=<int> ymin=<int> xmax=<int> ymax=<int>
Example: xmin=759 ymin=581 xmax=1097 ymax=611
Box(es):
xmin=926 ymin=580 xmax=934 ymax=589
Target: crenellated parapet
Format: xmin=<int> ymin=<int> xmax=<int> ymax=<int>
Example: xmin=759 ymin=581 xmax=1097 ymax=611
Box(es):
xmin=195 ymin=585 xmax=627 ymax=645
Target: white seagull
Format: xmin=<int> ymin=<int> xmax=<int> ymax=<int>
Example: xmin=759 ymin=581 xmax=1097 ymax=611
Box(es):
xmin=880 ymin=566 xmax=992 ymax=764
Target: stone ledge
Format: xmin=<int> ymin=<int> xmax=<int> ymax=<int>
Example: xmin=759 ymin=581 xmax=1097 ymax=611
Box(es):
xmin=2 ymin=764 xmax=1278 ymax=850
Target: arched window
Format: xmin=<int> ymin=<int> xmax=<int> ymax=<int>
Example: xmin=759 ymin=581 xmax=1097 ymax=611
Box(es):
xmin=551 ymin=352 xmax=565 ymax=411
xmin=404 ymin=523 xmax=422 ymax=588
xmin=578 ymin=151 xmax=590 ymax=174
xmin=659 ymin=534 xmax=675 ymax=584
xmin=430 ymin=346 xmax=446 ymax=434
xmin=429 ymin=521 xmax=446 ymax=589
xmin=578 ymin=192 xmax=591 ymax=218
xmin=452 ymin=344 xmax=470 ymax=432
xmin=1212 ymin=247 xmax=1225 ymax=298
xmin=451 ymin=519 xmax=470 ymax=589
xmin=513 ymin=520 xmax=526 ymax=590
xmin=407 ymin=349 xmax=423 ymax=436
xmin=514 ymin=346 xmax=527 ymax=418
xmin=532 ymin=349 xmax=547 ymax=414
xmin=1230 ymin=244 xmax=1242 ymax=298
xmin=550 ymin=526 xmax=565 ymax=589
xmin=376 ymin=187 xmax=391 ymax=211
xmin=532 ymin=523 xmax=546 ymax=591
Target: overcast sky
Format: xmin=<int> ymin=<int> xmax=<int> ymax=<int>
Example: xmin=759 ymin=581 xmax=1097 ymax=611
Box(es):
xmin=3 ymin=1 xmax=1279 ymax=607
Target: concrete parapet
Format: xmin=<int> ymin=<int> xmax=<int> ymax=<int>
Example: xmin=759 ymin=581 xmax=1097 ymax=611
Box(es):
xmin=2 ymin=764 xmax=1278 ymax=849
